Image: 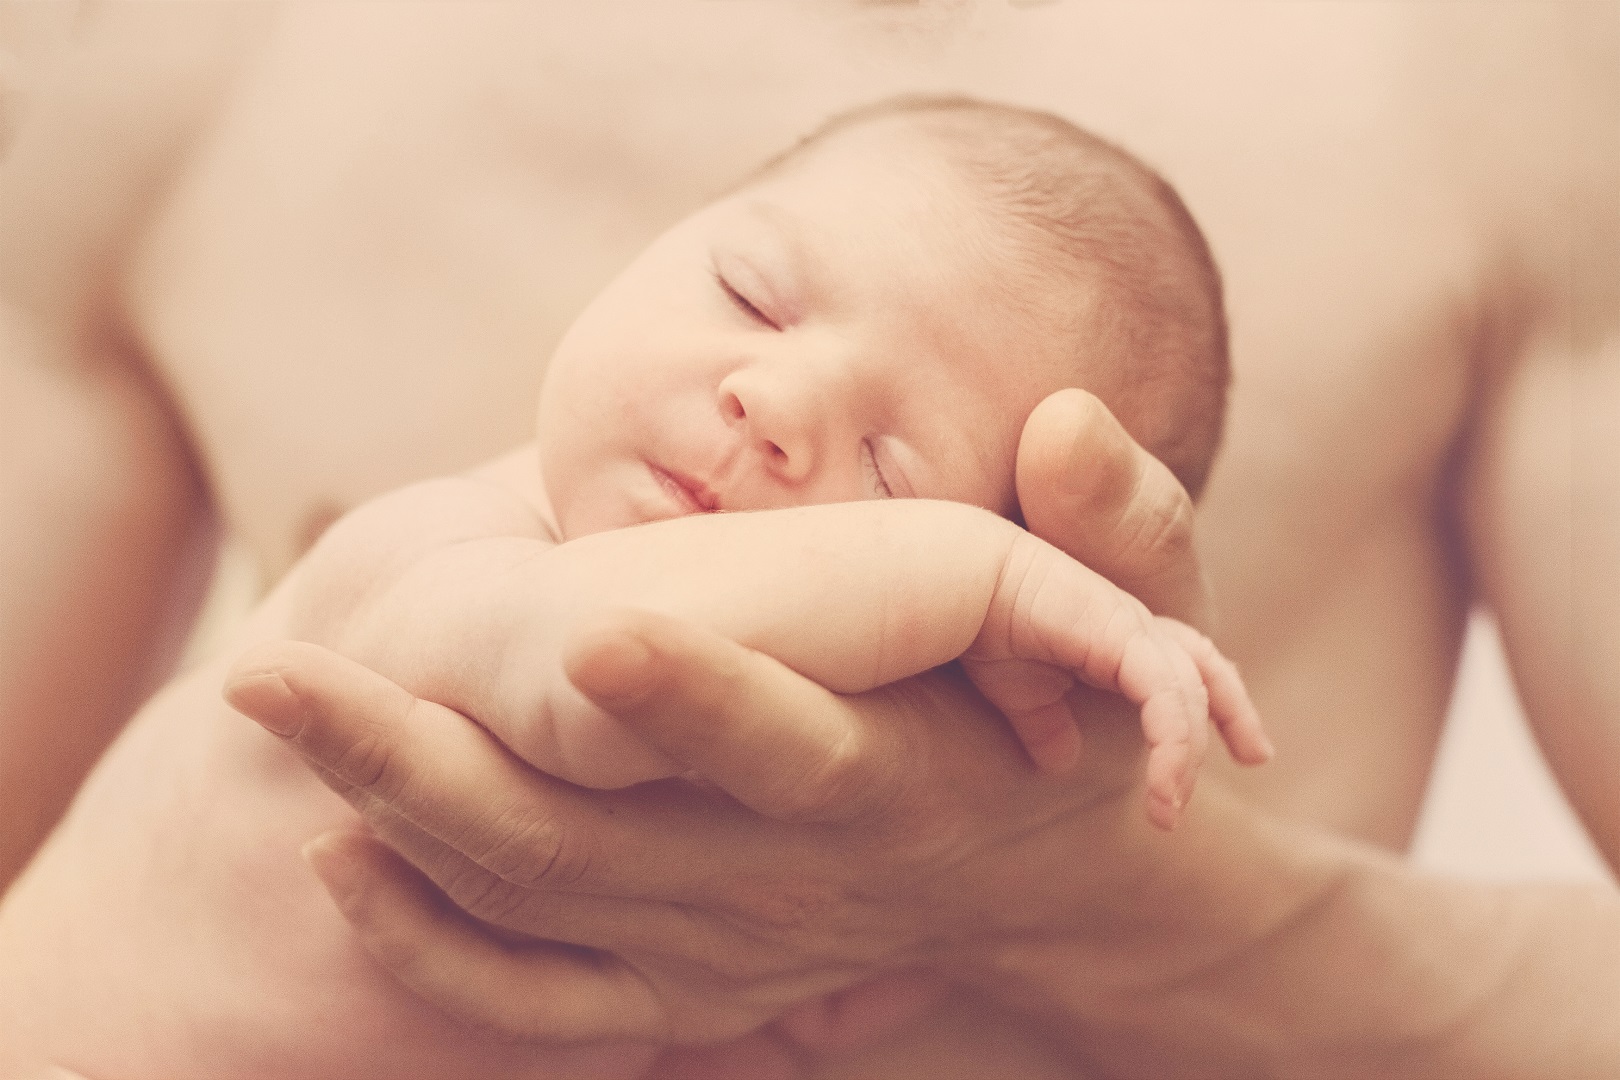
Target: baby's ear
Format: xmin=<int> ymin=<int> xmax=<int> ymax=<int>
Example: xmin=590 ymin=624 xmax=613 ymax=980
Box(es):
xmin=1016 ymin=389 xmax=1208 ymax=628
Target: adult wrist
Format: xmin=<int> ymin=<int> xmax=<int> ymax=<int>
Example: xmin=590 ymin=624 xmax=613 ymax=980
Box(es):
xmin=943 ymin=781 xmax=1352 ymax=1074
xmin=942 ymin=782 xmax=1620 ymax=1079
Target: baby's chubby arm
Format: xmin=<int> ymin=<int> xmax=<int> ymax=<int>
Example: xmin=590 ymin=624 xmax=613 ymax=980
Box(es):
xmin=533 ymin=500 xmax=1267 ymax=825
xmin=286 ymin=450 xmax=1266 ymax=826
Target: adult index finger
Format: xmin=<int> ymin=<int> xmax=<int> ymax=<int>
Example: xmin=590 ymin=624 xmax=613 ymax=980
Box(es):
xmin=564 ymin=609 xmax=901 ymax=825
xmin=224 ymin=640 xmax=671 ymax=899
xmin=1016 ymin=389 xmax=1210 ymax=628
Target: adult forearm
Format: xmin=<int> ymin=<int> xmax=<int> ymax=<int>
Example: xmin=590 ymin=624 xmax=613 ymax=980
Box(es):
xmin=0 ymin=314 xmax=215 ymax=893
xmin=965 ymin=784 xmax=1620 ymax=1079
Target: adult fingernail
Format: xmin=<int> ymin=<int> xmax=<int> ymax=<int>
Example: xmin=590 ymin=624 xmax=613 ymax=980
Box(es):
xmin=570 ymin=629 xmax=657 ymax=705
xmin=302 ymin=832 xmax=360 ymax=899
xmin=224 ymin=671 xmax=304 ymax=736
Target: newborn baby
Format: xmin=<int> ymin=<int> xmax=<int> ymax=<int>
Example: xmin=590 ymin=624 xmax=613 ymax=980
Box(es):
xmin=0 ymin=96 xmax=1266 ymax=1080
xmin=279 ymin=94 xmax=1266 ymax=816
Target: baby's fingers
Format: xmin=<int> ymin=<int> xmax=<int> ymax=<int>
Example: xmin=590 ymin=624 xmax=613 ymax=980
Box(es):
xmin=960 ymin=656 xmax=1084 ymax=775
xmin=1159 ymin=620 xmax=1273 ymax=766
xmin=1126 ymin=628 xmax=1209 ymax=829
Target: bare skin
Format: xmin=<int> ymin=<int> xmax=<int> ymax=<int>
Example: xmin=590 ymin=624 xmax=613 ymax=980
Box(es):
xmin=1 ymin=2 xmax=1616 ymax=1076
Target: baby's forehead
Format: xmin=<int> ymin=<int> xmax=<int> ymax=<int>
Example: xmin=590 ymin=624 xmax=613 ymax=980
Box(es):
xmin=734 ymin=127 xmax=1100 ymax=348
xmin=738 ymin=146 xmax=1058 ymax=301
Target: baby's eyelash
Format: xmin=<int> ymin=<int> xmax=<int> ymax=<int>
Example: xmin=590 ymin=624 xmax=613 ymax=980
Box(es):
xmin=713 ymin=269 xmax=774 ymax=328
xmin=861 ymin=439 xmax=895 ymax=499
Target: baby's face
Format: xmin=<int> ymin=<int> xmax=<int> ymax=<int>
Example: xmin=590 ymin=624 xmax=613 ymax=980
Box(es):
xmin=537 ymin=123 xmax=1086 ymax=539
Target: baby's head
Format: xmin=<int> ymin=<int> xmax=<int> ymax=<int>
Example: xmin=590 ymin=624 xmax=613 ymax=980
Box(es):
xmin=538 ymin=95 xmax=1227 ymax=540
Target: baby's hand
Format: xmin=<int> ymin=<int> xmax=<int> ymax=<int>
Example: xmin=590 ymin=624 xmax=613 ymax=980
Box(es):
xmin=963 ymin=531 xmax=1272 ymax=830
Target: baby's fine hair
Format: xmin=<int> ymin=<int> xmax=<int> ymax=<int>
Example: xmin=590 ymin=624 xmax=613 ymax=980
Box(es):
xmin=766 ymin=95 xmax=1230 ymax=501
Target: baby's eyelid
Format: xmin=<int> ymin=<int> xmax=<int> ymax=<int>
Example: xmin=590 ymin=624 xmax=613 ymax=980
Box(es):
xmin=715 ymin=271 xmax=774 ymax=328
xmin=711 ymin=256 xmax=779 ymax=329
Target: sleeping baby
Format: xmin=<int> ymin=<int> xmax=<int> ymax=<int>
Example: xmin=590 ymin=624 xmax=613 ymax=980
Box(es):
xmin=0 ymin=95 xmax=1268 ymax=1080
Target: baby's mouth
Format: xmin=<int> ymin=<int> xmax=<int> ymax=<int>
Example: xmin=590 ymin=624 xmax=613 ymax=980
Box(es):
xmin=651 ymin=463 xmax=720 ymax=514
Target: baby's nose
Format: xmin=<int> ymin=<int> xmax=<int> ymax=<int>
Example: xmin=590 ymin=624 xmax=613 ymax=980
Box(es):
xmin=718 ymin=365 xmax=832 ymax=485
xmin=725 ymin=346 xmax=874 ymax=485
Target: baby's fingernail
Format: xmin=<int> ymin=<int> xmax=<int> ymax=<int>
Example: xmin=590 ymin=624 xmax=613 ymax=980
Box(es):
xmin=1147 ymin=782 xmax=1183 ymax=830
xmin=225 ymin=671 xmax=304 ymax=736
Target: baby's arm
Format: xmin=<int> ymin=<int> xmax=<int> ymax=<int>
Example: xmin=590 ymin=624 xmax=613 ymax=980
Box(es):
xmin=532 ymin=499 xmax=1268 ymax=826
xmin=297 ymin=464 xmax=1266 ymax=826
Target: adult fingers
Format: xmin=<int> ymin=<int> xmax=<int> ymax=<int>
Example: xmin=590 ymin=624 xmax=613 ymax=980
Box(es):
xmin=308 ymin=828 xmax=869 ymax=1051
xmin=322 ymin=781 xmax=804 ymax=968
xmin=1016 ymin=389 xmax=1209 ymax=628
xmin=302 ymin=828 xmax=670 ymax=1044
xmin=224 ymin=640 xmax=685 ymax=899
xmin=563 ymin=609 xmax=903 ymax=825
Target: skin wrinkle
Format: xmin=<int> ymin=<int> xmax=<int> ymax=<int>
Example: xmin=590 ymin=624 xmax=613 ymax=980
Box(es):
xmin=466 ymin=801 xmax=579 ymax=893
xmin=1114 ymin=459 xmax=1194 ymax=573
xmin=1095 ymin=597 xmax=1139 ymax=700
xmin=304 ymin=743 xmax=582 ymax=926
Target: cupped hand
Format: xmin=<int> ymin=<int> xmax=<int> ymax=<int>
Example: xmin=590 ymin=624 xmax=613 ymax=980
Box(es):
xmin=228 ymin=630 xmax=1146 ymax=1043
xmin=224 ymin=388 xmax=1210 ymax=1051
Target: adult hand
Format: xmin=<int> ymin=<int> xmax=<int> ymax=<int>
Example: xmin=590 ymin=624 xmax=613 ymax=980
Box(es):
xmin=225 ymin=388 xmax=1207 ymax=1048
xmin=1017 ymin=388 xmax=1208 ymax=627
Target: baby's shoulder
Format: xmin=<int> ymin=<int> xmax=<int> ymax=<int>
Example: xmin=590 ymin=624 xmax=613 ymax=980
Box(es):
xmin=285 ymin=466 xmax=555 ymax=631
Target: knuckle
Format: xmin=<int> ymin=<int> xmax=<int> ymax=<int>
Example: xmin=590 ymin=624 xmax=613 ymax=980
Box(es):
xmin=770 ymin=732 xmax=868 ymax=824
xmin=698 ymin=938 xmax=773 ymax=986
xmin=441 ymin=862 xmax=525 ymax=925
xmin=332 ymin=727 xmax=410 ymax=803
xmin=1170 ymin=619 xmax=1219 ymax=660
xmin=1118 ymin=474 xmax=1194 ymax=567
xmin=744 ymin=876 xmax=841 ymax=933
xmin=467 ymin=803 xmax=592 ymax=890
xmin=331 ymin=693 xmax=432 ymax=802
xmin=709 ymin=879 xmax=850 ymax=983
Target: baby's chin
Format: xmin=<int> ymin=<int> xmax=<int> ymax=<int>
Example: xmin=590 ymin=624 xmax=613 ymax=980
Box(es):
xmin=551 ymin=489 xmax=684 ymax=542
